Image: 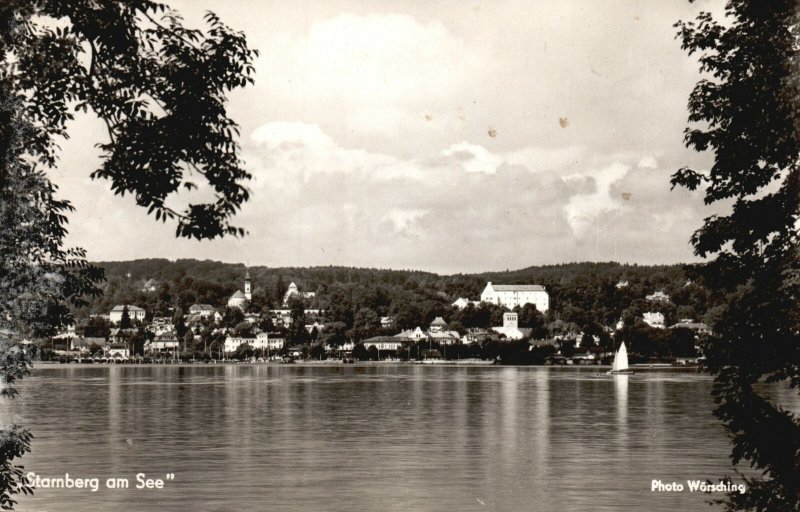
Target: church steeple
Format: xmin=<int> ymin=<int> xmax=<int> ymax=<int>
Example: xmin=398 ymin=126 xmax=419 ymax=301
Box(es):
xmin=244 ymin=269 xmax=252 ymax=300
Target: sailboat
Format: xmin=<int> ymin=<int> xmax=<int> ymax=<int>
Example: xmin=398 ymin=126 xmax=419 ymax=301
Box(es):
xmin=607 ymin=341 xmax=635 ymax=375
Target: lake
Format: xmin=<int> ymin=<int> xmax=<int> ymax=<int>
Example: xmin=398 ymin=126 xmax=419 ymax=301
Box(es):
xmin=5 ymin=364 xmax=777 ymax=511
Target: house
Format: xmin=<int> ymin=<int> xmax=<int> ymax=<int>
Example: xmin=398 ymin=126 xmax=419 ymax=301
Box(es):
xmin=646 ymin=291 xmax=671 ymax=303
xmin=283 ymin=282 xmax=316 ymax=306
xmin=268 ymin=308 xmax=322 ymax=326
xmin=428 ymin=331 xmax=460 ymax=345
xmin=304 ymin=321 xmax=325 ymax=334
xmin=148 ymin=317 xmax=174 ymax=336
xmin=109 ymin=305 xmax=146 ymax=324
xmin=670 ymin=319 xmax=711 ymax=335
xmin=380 ymin=316 xmax=394 ymax=328
xmin=363 ymin=336 xmax=404 ymax=351
xmin=109 ymin=328 xmax=137 ymax=344
xmin=189 ymin=304 xmax=217 ymax=318
xmin=396 ymin=327 xmax=427 ymax=341
xmin=492 ymin=312 xmax=532 ymax=340
xmin=145 ymin=335 xmax=179 ymax=355
xmin=244 ymin=312 xmax=262 ymax=324
xmin=451 ymin=297 xmax=480 ymax=310
xmin=480 ymin=282 xmax=549 ymax=312
xmin=224 ymin=336 xmax=256 ymax=353
xmin=257 ymin=332 xmax=285 ymax=351
xmin=429 ymin=317 xmax=448 ymax=333
xmin=615 ymin=280 xmax=629 ymax=289
xmin=107 ymin=343 xmax=130 ymax=358
xmin=643 ymin=312 xmax=666 ymax=329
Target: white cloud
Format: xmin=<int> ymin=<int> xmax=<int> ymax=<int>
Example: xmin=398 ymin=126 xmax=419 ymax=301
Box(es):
xmin=442 ymin=141 xmax=504 ymax=174
xmin=563 ymin=162 xmax=631 ymax=236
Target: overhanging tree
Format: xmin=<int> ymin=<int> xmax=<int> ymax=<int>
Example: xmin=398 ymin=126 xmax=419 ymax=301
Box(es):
xmin=674 ymin=2 xmax=800 ymax=510
xmin=0 ymin=1 xmax=256 ymax=508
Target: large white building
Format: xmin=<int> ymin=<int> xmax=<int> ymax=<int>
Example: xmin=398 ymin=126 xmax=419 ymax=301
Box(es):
xmin=109 ymin=305 xmax=146 ymax=324
xmin=480 ymin=282 xmax=549 ymax=312
xmin=491 ymin=312 xmax=531 ymax=340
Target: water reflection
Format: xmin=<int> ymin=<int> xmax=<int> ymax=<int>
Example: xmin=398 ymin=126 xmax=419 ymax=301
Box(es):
xmin=13 ymin=365 xmax=792 ymax=512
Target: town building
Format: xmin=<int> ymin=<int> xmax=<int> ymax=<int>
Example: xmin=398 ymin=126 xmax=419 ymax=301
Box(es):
xmin=109 ymin=305 xmax=146 ymax=324
xmin=188 ymin=304 xmax=216 ymax=318
xmin=283 ymin=281 xmax=316 ymax=305
xmin=669 ymin=319 xmax=711 ymax=335
xmin=107 ymin=343 xmax=130 ymax=358
xmin=380 ymin=316 xmax=395 ymax=328
xmin=643 ymin=311 xmax=666 ymax=329
xmin=428 ymin=331 xmax=460 ymax=345
xmin=145 ymin=334 xmax=179 ymax=355
xmin=395 ymin=327 xmax=427 ymax=341
xmin=646 ymin=291 xmax=671 ymax=303
xmin=480 ymin=282 xmax=549 ymax=312
xmin=429 ymin=317 xmax=447 ymax=333
xmin=363 ymin=336 xmax=404 ymax=351
xmin=615 ymin=280 xmax=629 ymax=289
xmin=451 ymin=297 xmax=480 ymax=310
xmin=491 ymin=312 xmax=532 ymax=340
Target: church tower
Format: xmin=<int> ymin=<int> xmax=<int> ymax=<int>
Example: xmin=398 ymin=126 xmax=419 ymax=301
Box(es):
xmin=244 ymin=270 xmax=252 ymax=301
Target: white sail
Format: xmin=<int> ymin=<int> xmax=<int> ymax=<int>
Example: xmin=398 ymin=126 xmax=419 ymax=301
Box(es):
xmin=612 ymin=341 xmax=629 ymax=372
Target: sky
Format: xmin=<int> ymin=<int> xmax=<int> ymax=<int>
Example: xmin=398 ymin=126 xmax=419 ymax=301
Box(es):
xmin=50 ymin=0 xmax=725 ymax=274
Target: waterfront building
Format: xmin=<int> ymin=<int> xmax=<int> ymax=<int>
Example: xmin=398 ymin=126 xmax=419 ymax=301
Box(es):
xmin=363 ymin=336 xmax=404 ymax=351
xmin=107 ymin=343 xmax=130 ymax=359
xmin=491 ymin=312 xmax=531 ymax=340
xmin=109 ymin=305 xmax=146 ymax=323
xmin=145 ymin=335 xmax=179 ymax=355
xmin=480 ymin=282 xmax=549 ymax=312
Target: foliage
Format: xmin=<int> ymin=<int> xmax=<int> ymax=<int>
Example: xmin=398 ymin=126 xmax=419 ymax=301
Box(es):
xmin=674 ymin=2 xmax=800 ymax=509
xmin=1 ymin=1 xmax=256 ymax=508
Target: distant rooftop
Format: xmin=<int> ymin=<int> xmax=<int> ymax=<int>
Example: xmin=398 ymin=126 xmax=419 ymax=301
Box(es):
xmin=489 ymin=284 xmax=546 ymax=292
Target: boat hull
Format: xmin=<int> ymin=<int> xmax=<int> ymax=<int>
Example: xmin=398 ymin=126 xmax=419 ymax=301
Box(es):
xmin=607 ymin=370 xmax=635 ymax=375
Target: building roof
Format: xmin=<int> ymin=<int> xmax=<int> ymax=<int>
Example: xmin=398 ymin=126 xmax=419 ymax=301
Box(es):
xmin=489 ymin=284 xmax=546 ymax=292
xmin=189 ymin=304 xmax=216 ymax=312
xmin=229 ymin=290 xmax=246 ymax=300
xmin=430 ymin=316 xmax=447 ymax=326
xmin=111 ymin=305 xmax=145 ymax=312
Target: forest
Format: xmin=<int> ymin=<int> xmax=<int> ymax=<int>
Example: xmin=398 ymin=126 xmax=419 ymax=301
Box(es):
xmin=65 ymin=258 xmax=721 ymax=362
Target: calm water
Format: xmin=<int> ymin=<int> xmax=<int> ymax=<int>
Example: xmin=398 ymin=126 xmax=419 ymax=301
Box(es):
xmin=3 ymin=364 xmax=780 ymax=511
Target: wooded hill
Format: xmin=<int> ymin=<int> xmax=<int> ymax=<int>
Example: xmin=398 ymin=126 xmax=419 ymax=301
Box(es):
xmin=78 ymin=259 xmax=719 ymax=333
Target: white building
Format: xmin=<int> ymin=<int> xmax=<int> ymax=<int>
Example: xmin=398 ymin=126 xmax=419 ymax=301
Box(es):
xmin=480 ymin=282 xmax=549 ymax=312
xmin=109 ymin=305 xmax=146 ymax=324
xmin=491 ymin=312 xmax=530 ymax=340
xmin=283 ymin=282 xmax=316 ymax=305
xmin=396 ymin=327 xmax=427 ymax=341
xmin=643 ymin=311 xmax=666 ymax=329
xmin=257 ymin=332 xmax=285 ymax=351
xmin=451 ymin=297 xmax=480 ymax=310
xmin=107 ymin=343 xmax=130 ymax=358
xmin=145 ymin=335 xmax=179 ymax=355
xmin=646 ymin=291 xmax=671 ymax=303
xmin=188 ymin=304 xmax=216 ymax=318
xmin=363 ymin=337 xmax=404 ymax=351
xmin=226 ymin=333 xmax=285 ymax=353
